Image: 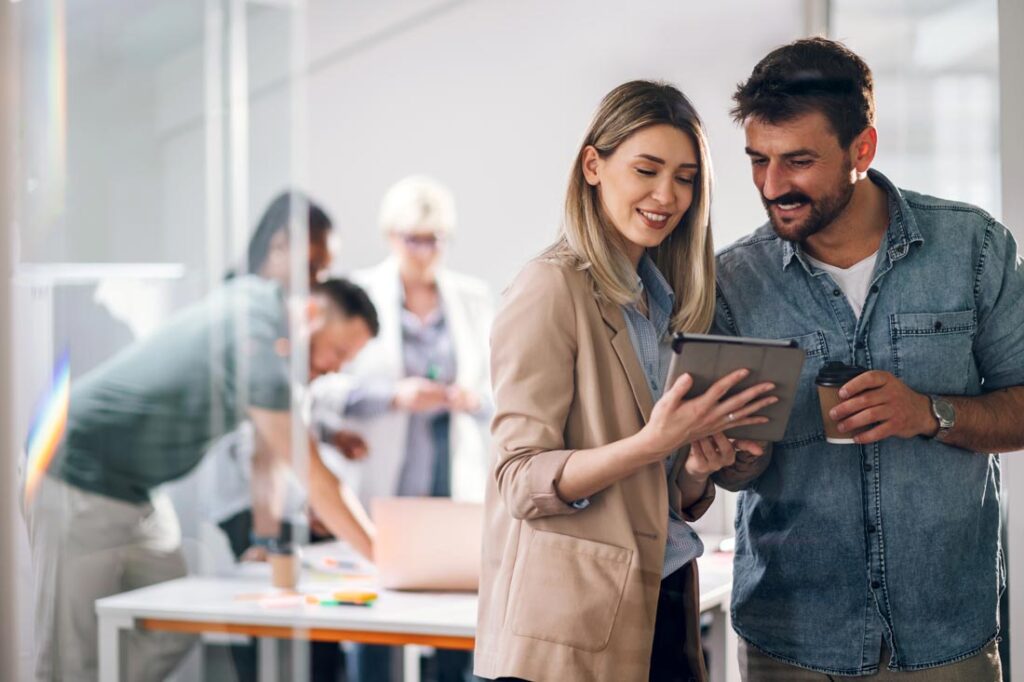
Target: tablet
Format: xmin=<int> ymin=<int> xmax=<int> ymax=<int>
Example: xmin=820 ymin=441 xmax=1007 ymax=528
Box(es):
xmin=667 ymin=332 xmax=805 ymax=442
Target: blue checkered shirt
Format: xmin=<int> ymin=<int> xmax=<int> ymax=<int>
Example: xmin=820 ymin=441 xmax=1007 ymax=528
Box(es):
xmin=622 ymin=254 xmax=704 ymax=578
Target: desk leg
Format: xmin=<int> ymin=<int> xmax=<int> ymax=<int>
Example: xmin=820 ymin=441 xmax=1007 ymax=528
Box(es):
xmin=98 ymin=614 xmax=131 ymax=682
xmin=707 ymin=603 xmax=740 ymax=682
xmin=707 ymin=605 xmax=726 ymax=682
xmin=724 ymin=605 xmax=740 ymax=682
xmin=402 ymin=645 xmax=421 ymax=682
xmin=258 ymin=637 xmax=277 ymax=682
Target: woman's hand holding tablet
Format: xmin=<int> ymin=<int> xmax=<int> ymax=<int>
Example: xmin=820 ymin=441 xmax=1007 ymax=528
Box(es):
xmin=667 ymin=332 xmax=806 ymax=442
xmin=635 ymin=368 xmax=778 ymax=461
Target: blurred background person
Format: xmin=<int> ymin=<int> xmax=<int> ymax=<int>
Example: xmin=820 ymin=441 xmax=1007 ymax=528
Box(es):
xmin=21 ymin=263 xmax=378 ymax=681
xmin=212 ymin=190 xmax=338 ymax=560
xmin=313 ymin=175 xmax=493 ymax=682
xmin=210 ymin=191 xmax=365 ymax=557
xmin=233 ymin=189 xmax=334 ymax=290
xmin=201 ymin=191 xmax=366 ymax=682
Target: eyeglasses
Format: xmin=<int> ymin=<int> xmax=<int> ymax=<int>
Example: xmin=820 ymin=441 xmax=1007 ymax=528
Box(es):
xmin=398 ymin=233 xmax=444 ymax=249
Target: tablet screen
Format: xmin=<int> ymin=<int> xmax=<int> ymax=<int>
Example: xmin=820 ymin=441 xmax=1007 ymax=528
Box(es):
xmin=667 ymin=332 xmax=804 ymax=442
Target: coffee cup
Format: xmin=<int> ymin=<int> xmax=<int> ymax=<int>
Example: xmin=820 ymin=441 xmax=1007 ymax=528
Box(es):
xmin=269 ymin=542 xmax=299 ymax=589
xmin=816 ymin=362 xmax=870 ymax=444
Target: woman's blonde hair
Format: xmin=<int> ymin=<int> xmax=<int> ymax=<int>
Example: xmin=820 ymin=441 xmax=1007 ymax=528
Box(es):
xmin=378 ymin=175 xmax=457 ymax=237
xmin=546 ymin=80 xmax=716 ymax=334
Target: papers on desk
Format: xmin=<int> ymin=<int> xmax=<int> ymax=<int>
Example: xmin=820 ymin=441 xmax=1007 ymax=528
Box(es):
xmin=300 ymin=541 xmax=375 ymax=580
xmin=234 ymin=590 xmax=377 ymax=608
xmin=230 ymin=541 xmax=380 ymax=609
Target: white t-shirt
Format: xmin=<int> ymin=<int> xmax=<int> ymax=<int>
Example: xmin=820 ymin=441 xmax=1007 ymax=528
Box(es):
xmin=806 ymin=249 xmax=880 ymax=318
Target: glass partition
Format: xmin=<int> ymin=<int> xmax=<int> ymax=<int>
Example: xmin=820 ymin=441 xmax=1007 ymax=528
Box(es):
xmin=11 ymin=1 xmax=317 ymax=679
xmin=831 ymin=0 xmax=1000 ymax=212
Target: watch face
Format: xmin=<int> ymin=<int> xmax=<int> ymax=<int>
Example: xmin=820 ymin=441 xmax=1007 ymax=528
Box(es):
xmin=933 ymin=398 xmax=955 ymax=425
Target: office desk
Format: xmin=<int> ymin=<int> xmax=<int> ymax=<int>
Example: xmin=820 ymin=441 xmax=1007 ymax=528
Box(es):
xmin=96 ymin=548 xmax=736 ymax=682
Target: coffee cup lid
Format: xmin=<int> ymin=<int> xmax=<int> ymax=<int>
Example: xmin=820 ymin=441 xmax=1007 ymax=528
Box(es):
xmin=267 ymin=539 xmax=294 ymax=555
xmin=816 ymin=361 xmax=868 ymax=386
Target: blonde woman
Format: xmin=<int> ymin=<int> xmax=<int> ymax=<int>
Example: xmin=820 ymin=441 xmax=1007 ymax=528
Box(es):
xmin=311 ymin=175 xmax=493 ymax=682
xmin=474 ymin=81 xmax=777 ymax=682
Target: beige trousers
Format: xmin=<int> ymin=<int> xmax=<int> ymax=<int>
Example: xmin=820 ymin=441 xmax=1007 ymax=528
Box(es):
xmin=739 ymin=638 xmax=1001 ymax=681
xmin=22 ymin=474 xmax=195 ymax=682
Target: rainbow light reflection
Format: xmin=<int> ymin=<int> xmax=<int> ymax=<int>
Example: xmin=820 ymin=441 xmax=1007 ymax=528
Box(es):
xmin=23 ymin=350 xmax=70 ymax=508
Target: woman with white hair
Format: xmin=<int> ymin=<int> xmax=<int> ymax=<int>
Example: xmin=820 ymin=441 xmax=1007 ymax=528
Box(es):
xmin=318 ymin=175 xmax=493 ymax=682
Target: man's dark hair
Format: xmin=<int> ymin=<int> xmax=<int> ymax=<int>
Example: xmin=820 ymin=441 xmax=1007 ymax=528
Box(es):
xmin=731 ymin=37 xmax=875 ymax=148
xmin=314 ymin=278 xmax=380 ymax=337
xmin=245 ymin=191 xmax=333 ymax=276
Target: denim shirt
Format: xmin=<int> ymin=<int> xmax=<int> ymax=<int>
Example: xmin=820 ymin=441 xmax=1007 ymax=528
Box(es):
xmin=714 ymin=169 xmax=1024 ymax=674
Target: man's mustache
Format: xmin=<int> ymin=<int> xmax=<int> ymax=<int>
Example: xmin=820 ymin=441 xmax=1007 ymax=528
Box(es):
xmin=763 ymin=192 xmax=812 ymax=206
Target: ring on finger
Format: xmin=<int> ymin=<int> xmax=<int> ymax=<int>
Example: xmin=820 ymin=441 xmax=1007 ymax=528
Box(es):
xmin=727 ymin=412 xmax=736 ymax=422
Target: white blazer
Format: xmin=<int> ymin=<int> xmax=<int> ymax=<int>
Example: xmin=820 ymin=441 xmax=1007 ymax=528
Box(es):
xmin=313 ymin=258 xmax=494 ymax=507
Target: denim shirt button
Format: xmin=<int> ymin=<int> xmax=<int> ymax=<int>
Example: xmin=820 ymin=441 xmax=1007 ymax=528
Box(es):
xmin=870 ymin=284 xmax=879 ymax=293
xmin=832 ymin=288 xmax=841 ymax=296
xmin=867 ymin=524 xmax=876 ymax=533
xmin=855 ymin=341 xmax=865 ymax=350
xmin=871 ymin=580 xmax=881 ymax=589
xmin=863 ymin=463 xmax=873 ymax=472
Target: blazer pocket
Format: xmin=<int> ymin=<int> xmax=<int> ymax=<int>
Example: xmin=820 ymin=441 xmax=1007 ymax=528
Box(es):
xmin=509 ymin=530 xmax=633 ymax=652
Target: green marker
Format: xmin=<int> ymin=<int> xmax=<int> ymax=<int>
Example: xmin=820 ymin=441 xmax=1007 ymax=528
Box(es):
xmin=319 ymin=599 xmax=374 ymax=607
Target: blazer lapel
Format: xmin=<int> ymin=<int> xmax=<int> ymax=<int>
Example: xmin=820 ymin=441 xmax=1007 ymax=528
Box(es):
xmin=598 ymin=297 xmax=654 ymax=423
xmin=375 ymin=259 xmax=405 ymax=380
xmin=436 ymin=269 xmax=472 ymax=387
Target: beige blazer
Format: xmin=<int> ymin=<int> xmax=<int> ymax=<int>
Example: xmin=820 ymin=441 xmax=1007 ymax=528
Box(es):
xmin=474 ymin=258 xmax=714 ymax=682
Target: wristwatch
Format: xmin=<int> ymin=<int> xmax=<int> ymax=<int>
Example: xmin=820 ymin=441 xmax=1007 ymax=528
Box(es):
xmin=929 ymin=395 xmax=955 ymax=441
xmin=249 ymin=533 xmax=280 ymax=550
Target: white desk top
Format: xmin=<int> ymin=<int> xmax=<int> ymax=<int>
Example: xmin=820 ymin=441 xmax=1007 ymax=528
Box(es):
xmin=96 ymin=542 xmax=734 ymax=638
xmin=96 ymin=573 xmax=479 ymax=637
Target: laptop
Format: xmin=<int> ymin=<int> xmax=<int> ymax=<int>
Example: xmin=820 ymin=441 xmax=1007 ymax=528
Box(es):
xmin=371 ymin=497 xmax=483 ymax=592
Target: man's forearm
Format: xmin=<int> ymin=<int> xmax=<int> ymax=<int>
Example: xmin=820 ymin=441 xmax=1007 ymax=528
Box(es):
xmin=940 ymin=386 xmax=1024 ymax=453
xmin=250 ymin=438 xmax=285 ymax=538
xmin=306 ymin=437 xmax=376 ymax=560
xmin=712 ymin=447 xmax=773 ymax=492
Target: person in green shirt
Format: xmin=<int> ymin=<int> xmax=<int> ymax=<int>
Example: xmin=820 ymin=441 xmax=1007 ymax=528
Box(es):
xmin=207 ymin=191 xmax=366 ymax=682
xmin=23 ymin=273 xmax=379 ymax=682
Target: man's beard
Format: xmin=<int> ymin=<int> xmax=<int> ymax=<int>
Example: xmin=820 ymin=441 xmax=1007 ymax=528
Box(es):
xmin=763 ymin=172 xmax=855 ymax=243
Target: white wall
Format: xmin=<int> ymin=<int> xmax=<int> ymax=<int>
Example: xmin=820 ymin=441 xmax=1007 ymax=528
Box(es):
xmin=295 ymin=0 xmax=804 ymax=290
xmin=148 ymin=0 xmax=805 ymax=297
xmin=40 ymin=0 xmax=807 ymax=310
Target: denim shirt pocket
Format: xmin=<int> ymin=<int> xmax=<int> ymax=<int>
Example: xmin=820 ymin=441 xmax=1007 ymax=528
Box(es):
xmin=776 ymin=330 xmax=829 ymax=446
xmin=889 ymin=310 xmax=977 ymax=395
